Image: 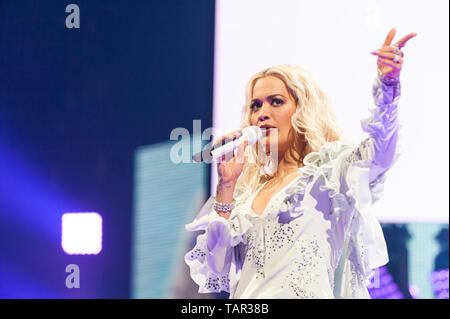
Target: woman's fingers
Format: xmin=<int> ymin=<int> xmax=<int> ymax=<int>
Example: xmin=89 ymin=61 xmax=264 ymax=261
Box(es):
xmin=395 ymin=33 xmax=418 ymax=48
xmin=217 ymin=140 xmax=247 ymax=180
xmin=372 ymin=51 xmax=403 ymax=63
xmin=236 ymin=140 xmax=248 ymax=164
xmin=382 ymin=28 xmax=397 ymax=46
xmin=217 ymin=148 xmax=234 ymax=163
xmin=213 ymin=129 xmax=243 ymax=163
xmin=226 ymin=139 xmax=248 ymax=164
xmin=375 ymin=31 xmax=417 ymax=55
xmin=212 ymin=130 xmax=242 ymax=146
xmin=372 ymin=29 xmax=417 ymax=77
xmin=376 ymin=45 xmax=404 ymax=56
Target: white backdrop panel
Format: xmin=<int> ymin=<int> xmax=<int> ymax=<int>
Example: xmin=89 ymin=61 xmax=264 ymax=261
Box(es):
xmin=212 ymin=0 xmax=449 ymax=223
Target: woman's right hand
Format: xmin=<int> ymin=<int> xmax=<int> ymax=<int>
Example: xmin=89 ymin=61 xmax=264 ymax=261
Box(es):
xmin=214 ymin=130 xmax=248 ymax=185
xmin=213 ymin=130 xmax=248 ymax=219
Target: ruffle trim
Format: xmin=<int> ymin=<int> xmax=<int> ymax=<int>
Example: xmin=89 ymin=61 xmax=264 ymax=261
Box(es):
xmin=339 ymin=163 xmax=391 ymax=288
xmin=276 ymin=137 xmax=398 ymax=287
xmin=342 ymin=140 xmax=401 ymax=284
xmin=184 ymin=229 xmax=230 ymax=293
xmin=184 ymin=231 xmax=231 ymax=293
xmin=362 ymin=76 xmax=401 ymax=160
xmin=185 ymin=196 xmax=253 ymax=293
xmin=337 ymin=74 xmax=401 ymax=285
xmin=185 ymin=196 xmax=254 ymax=247
xmin=278 ymin=140 xmax=354 ymax=224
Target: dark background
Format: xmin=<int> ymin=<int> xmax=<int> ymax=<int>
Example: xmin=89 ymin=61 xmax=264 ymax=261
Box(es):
xmin=0 ymin=0 xmax=214 ymax=298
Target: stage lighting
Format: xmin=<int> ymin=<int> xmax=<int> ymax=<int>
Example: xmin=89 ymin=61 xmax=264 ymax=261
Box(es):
xmin=368 ymin=266 xmax=404 ymax=299
xmin=61 ymin=212 xmax=103 ymax=255
xmin=431 ymin=269 xmax=449 ymax=299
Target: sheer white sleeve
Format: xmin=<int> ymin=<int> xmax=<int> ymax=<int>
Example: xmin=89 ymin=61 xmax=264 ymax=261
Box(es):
xmin=333 ymin=74 xmax=402 ymax=298
xmin=184 ymin=196 xmax=252 ymax=294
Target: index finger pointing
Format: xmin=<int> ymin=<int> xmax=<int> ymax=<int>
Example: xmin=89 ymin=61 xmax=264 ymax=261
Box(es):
xmin=383 ymin=28 xmax=397 ymax=46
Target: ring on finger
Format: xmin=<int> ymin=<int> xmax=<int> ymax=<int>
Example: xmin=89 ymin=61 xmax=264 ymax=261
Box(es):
xmin=393 ymin=55 xmax=401 ymax=63
xmin=393 ymin=45 xmax=401 ymax=55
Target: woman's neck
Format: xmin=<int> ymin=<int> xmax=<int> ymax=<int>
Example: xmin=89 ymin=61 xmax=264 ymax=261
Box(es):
xmin=274 ymin=159 xmax=299 ymax=178
xmin=271 ymin=148 xmax=303 ymax=179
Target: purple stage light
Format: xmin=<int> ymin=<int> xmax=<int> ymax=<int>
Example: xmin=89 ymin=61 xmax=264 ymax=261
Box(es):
xmin=61 ymin=212 xmax=103 ymax=255
xmin=409 ymin=285 xmax=420 ymax=299
xmin=368 ymin=266 xmax=405 ymax=299
xmin=431 ymin=269 xmax=449 ymax=299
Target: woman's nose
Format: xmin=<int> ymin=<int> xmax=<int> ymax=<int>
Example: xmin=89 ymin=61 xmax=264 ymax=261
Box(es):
xmin=257 ymin=102 xmax=271 ymax=122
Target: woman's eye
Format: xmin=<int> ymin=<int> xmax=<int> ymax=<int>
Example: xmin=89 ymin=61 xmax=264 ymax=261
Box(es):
xmin=272 ymin=98 xmax=284 ymax=106
xmin=250 ymin=101 xmax=261 ymax=111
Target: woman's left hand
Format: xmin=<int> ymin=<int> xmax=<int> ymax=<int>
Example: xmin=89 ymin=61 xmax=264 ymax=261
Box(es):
xmin=371 ymin=28 xmax=417 ymax=79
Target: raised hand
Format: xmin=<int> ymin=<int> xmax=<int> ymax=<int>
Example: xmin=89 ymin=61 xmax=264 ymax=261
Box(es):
xmin=213 ymin=130 xmax=248 ymax=219
xmin=371 ymin=28 xmax=417 ymax=79
xmin=214 ymin=130 xmax=248 ymax=184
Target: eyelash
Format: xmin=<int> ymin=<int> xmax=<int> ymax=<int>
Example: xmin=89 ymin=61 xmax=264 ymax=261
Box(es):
xmin=250 ymin=98 xmax=284 ymax=111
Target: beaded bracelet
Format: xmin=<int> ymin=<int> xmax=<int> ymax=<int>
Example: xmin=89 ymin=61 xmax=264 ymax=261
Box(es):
xmin=213 ymin=197 xmax=236 ymax=212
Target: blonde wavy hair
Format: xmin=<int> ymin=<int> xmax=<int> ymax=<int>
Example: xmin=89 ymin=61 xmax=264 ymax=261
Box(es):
xmin=233 ymin=64 xmax=343 ymax=201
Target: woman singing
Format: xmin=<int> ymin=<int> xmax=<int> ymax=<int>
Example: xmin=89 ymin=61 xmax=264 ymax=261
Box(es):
xmin=185 ymin=28 xmax=417 ymax=298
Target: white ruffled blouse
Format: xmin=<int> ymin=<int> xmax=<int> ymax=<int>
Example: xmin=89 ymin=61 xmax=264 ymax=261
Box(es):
xmin=185 ymin=74 xmax=401 ymax=299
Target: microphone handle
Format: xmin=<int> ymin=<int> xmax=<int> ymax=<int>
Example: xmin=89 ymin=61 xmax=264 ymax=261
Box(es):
xmin=211 ymin=132 xmax=242 ymax=152
xmin=211 ymin=135 xmax=246 ymax=160
xmin=192 ymin=133 xmax=243 ymax=163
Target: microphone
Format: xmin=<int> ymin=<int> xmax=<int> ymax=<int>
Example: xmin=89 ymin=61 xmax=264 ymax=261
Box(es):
xmin=192 ymin=126 xmax=263 ymax=163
